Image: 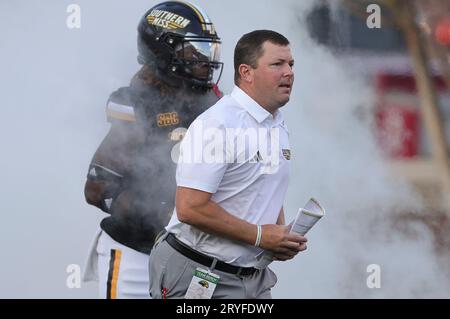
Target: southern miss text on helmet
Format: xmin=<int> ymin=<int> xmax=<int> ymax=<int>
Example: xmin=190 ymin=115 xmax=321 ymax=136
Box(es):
xmin=137 ymin=1 xmax=223 ymax=88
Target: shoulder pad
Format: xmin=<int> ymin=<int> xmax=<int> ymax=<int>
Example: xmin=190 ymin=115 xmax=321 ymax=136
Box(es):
xmin=105 ymin=87 xmax=136 ymax=122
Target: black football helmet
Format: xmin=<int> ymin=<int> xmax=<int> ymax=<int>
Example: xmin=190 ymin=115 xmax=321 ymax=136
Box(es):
xmin=137 ymin=1 xmax=223 ymax=88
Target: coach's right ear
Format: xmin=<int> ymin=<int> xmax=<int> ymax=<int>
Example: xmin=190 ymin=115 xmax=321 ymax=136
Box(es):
xmin=238 ymin=64 xmax=254 ymax=84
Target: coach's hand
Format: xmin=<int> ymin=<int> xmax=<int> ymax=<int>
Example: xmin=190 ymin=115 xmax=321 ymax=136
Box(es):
xmin=260 ymin=224 xmax=307 ymax=261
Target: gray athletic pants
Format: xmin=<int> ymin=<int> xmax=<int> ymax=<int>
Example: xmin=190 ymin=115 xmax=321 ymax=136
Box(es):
xmin=148 ymin=235 xmax=277 ymax=299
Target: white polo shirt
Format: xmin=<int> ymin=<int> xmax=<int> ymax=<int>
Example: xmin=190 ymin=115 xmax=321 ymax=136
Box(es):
xmin=166 ymin=85 xmax=291 ymax=267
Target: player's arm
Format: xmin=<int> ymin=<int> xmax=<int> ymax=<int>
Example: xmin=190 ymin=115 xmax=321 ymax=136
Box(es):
xmin=84 ymin=124 xmax=136 ymax=212
xmin=84 ymin=97 xmax=144 ymax=213
xmin=84 ymin=160 xmax=124 ymax=213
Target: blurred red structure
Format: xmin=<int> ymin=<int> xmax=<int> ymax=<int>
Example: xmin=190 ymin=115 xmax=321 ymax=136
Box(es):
xmin=435 ymin=18 xmax=450 ymax=46
xmin=375 ymin=72 xmax=447 ymax=158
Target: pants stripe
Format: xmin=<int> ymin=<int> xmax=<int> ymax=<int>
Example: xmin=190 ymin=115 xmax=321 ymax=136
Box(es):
xmin=106 ymin=249 xmax=122 ymax=299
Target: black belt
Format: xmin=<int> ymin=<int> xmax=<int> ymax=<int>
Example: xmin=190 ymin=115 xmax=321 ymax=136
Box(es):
xmin=165 ymin=233 xmax=257 ymax=276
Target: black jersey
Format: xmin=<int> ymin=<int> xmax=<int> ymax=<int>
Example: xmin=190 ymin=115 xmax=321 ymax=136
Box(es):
xmin=100 ymin=81 xmax=221 ymax=253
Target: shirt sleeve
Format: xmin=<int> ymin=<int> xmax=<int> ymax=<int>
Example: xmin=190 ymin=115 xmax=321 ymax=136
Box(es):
xmin=175 ymin=117 xmax=232 ymax=193
xmin=105 ymin=88 xmax=136 ymax=123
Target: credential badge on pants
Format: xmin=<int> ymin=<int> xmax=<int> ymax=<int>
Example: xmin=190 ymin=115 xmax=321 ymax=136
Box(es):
xmin=184 ymin=267 xmax=220 ymax=299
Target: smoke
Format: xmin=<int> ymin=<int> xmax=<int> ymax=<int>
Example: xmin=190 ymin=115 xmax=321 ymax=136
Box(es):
xmin=0 ymin=0 xmax=448 ymax=298
xmin=0 ymin=0 xmax=149 ymax=298
xmin=254 ymin=0 xmax=450 ymax=298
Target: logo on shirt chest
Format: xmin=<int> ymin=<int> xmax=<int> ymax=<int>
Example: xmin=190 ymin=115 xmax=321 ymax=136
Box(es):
xmin=282 ymin=149 xmax=291 ymax=160
xmin=157 ymin=112 xmax=179 ymax=127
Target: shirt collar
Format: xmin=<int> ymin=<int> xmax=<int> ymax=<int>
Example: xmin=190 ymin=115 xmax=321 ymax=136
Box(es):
xmin=231 ymin=86 xmax=275 ymax=124
xmin=271 ymin=108 xmax=285 ymax=128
